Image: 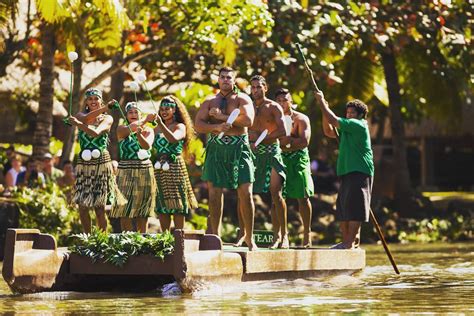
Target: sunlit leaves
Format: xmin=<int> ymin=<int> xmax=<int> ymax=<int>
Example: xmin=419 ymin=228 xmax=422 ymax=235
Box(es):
xmin=133 ymin=0 xmax=273 ymax=65
xmin=0 ymin=0 xmax=16 ymax=27
xmin=37 ymin=0 xmax=70 ymax=23
xmin=338 ymin=48 xmax=377 ymax=103
xmin=348 ymin=1 xmax=365 ymax=16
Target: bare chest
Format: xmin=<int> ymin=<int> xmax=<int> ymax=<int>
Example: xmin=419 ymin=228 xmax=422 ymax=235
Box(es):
xmin=209 ymin=98 xmax=240 ymax=120
xmin=254 ymin=105 xmax=276 ymax=126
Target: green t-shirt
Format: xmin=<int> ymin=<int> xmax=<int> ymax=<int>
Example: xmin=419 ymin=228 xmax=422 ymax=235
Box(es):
xmin=336 ymin=118 xmax=374 ymax=176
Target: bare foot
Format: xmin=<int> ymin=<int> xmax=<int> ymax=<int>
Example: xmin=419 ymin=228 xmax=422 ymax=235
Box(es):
xmin=331 ymin=242 xmax=353 ymax=249
xmin=246 ymin=238 xmax=258 ymax=251
xmin=280 ymin=235 xmax=289 ymax=249
xmin=303 ymin=234 xmax=312 ymax=248
xmin=234 ymin=236 xmax=246 ymax=247
xmin=330 ymin=242 xmax=344 ymax=249
xmin=269 ymin=239 xmax=281 ymax=249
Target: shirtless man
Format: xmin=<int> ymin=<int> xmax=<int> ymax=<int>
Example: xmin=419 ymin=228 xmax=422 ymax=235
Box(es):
xmin=276 ymin=88 xmax=314 ymax=248
xmin=249 ymin=75 xmax=288 ymax=249
xmin=195 ymin=67 xmax=257 ymax=250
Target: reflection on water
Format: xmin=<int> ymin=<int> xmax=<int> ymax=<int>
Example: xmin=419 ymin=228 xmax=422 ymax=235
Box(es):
xmin=1 ymin=243 xmax=473 ymax=314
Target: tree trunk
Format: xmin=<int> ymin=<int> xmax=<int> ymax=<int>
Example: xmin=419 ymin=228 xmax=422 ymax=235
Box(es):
xmin=380 ymin=44 xmax=413 ymax=216
xmin=32 ymin=23 xmax=56 ymax=159
xmin=59 ymin=48 xmax=83 ymax=166
xmin=108 ymin=55 xmax=125 ymax=161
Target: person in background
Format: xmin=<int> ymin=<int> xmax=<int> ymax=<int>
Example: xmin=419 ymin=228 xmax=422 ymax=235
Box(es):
xmin=57 ymin=160 xmax=76 ymax=189
xmin=2 ymin=145 xmax=16 ymax=176
xmin=42 ymin=153 xmax=64 ymax=184
xmin=312 ymin=151 xmax=338 ymax=194
xmin=5 ymin=154 xmax=25 ymax=189
xmin=16 ymin=158 xmax=45 ymax=188
xmin=57 ymin=160 xmax=76 ymax=201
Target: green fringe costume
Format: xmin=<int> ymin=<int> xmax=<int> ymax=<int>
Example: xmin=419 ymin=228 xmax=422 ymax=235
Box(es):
xmin=252 ymin=142 xmax=286 ymax=194
xmin=153 ymin=134 xmax=198 ymax=215
xmin=73 ymin=129 xmax=125 ymax=208
xmin=109 ymin=133 xmax=157 ymax=218
xmin=202 ymin=134 xmax=255 ymax=189
xmin=282 ymin=148 xmax=314 ymax=199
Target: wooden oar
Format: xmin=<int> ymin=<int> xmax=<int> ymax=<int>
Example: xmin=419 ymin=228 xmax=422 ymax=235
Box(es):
xmin=369 ymin=209 xmax=400 ymax=274
xmin=296 ymin=42 xmax=400 ymax=275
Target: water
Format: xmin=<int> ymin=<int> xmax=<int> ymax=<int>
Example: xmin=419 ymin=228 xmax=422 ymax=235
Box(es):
xmin=1 ymin=242 xmax=473 ymax=314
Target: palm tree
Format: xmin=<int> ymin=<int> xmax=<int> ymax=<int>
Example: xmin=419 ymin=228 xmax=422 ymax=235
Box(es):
xmin=32 ymin=21 xmax=56 ymax=158
xmin=31 ymin=0 xmax=129 ymax=158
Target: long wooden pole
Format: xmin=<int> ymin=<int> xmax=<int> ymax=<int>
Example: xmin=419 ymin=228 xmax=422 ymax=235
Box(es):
xmin=369 ymin=209 xmax=400 ymax=274
xmin=296 ymin=43 xmax=400 ymax=275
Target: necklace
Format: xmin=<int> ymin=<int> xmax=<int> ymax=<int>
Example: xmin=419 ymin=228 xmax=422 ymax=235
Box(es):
xmin=255 ymin=99 xmax=265 ymax=116
xmin=219 ymin=90 xmax=234 ymax=111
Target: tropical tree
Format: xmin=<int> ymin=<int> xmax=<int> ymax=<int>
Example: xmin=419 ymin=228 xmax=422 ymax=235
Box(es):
xmin=58 ymin=0 xmax=274 ymax=160
xmin=56 ymin=0 xmax=130 ymax=163
xmin=318 ymin=0 xmax=470 ymax=214
xmin=29 ymin=0 xmax=130 ymax=158
xmin=235 ymin=0 xmax=470 ymax=215
xmin=0 ymin=0 xmax=34 ymax=77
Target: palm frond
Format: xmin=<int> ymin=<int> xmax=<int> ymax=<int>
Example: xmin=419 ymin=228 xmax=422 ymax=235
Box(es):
xmin=338 ymin=47 xmax=378 ymax=103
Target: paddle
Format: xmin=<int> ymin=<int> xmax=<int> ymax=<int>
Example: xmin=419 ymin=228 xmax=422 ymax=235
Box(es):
xmin=283 ymin=115 xmax=292 ymax=148
xmin=218 ymin=108 xmax=240 ymax=139
xmin=254 ymin=129 xmax=268 ymax=147
xmin=296 ymin=43 xmax=400 ymax=274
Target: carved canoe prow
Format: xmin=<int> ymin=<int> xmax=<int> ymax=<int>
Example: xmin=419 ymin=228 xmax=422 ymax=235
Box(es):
xmin=2 ymin=229 xmax=68 ymax=293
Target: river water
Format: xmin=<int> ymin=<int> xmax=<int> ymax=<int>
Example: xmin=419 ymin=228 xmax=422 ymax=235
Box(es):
xmin=0 ymin=242 xmax=472 ymax=314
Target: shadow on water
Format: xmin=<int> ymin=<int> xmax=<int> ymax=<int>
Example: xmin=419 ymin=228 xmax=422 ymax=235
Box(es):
xmin=0 ymin=242 xmax=473 ymax=314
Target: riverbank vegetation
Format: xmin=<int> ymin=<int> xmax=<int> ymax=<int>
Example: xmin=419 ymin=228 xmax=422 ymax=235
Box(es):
xmin=1 ymin=186 xmax=471 ymax=247
xmin=10 ymin=184 xmax=81 ymax=245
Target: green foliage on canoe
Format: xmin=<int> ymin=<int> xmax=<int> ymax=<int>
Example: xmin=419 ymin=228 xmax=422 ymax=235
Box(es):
xmin=69 ymin=228 xmax=175 ymax=267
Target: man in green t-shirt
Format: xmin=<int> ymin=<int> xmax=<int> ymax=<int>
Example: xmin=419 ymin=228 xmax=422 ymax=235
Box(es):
xmin=314 ymin=91 xmax=374 ymax=249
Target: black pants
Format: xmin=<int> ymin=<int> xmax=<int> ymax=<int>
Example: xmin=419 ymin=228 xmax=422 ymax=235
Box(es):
xmin=336 ymin=172 xmax=373 ymax=222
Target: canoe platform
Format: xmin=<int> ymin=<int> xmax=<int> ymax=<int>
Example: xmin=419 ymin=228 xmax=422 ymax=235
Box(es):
xmin=2 ymin=228 xmax=365 ymax=294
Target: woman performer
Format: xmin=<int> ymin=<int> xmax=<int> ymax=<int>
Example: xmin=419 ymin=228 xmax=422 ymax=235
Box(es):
xmin=109 ymin=102 xmax=157 ymax=233
xmin=69 ymin=88 xmax=125 ymax=233
xmin=152 ymin=96 xmax=198 ymax=231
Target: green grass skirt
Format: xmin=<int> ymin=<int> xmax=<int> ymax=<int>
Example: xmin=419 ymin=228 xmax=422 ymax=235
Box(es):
xmin=155 ymin=155 xmax=198 ymax=215
xmin=109 ymin=159 xmax=157 ymax=218
xmin=72 ymin=150 xmax=126 ymax=208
